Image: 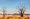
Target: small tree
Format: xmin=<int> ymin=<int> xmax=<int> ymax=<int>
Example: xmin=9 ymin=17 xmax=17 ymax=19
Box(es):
xmin=3 ymin=7 xmax=6 ymax=19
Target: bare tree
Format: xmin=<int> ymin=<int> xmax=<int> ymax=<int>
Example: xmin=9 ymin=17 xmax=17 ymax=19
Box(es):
xmin=16 ymin=4 xmax=26 ymax=17
xmin=3 ymin=7 xmax=6 ymax=19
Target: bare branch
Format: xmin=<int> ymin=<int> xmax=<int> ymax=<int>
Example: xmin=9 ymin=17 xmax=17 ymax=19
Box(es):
xmin=16 ymin=3 xmax=26 ymax=17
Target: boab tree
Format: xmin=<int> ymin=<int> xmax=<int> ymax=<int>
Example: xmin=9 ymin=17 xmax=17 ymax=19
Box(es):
xmin=16 ymin=4 xmax=26 ymax=17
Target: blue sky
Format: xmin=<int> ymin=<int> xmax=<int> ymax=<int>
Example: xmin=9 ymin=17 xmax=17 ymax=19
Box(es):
xmin=0 ymin=0 xmax=30 ymax=14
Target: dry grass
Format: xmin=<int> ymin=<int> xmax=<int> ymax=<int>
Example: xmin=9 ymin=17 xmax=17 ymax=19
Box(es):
xmin=0 ymin=15 xmax=30 ymax=19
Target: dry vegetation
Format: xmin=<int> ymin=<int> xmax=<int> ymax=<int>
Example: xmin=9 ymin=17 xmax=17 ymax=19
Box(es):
xmin=0 ymin=15 xmax=30 ymax=19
